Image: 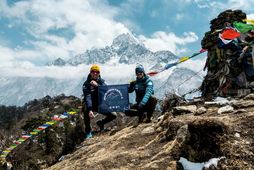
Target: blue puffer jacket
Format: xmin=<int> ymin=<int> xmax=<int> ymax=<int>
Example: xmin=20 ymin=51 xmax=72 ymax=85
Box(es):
xmin=128 ymin=75 xmax=154 ymax=106
xmin=82 ymin=74 xmax=106 ymax=111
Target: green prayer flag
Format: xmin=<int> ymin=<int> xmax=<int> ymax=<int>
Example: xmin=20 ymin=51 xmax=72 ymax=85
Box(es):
xmin=10 ymin=145 xmax=17 ymax=149
xmin=33 ymin=129 xmax=41 ymax=132
xmin=233 ymin=22 xmax=254 ymax=33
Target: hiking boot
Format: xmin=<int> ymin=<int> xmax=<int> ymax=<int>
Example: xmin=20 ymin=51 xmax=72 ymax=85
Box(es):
xmin=144 ymin=118 xmax=151 ymax=123
xmin=96 ymin=120 xmax=104 ymax=131
xmin=138 ymin=113 xmax=145 ymax=123
xmin=85 ymin=132 xmax=93 ymax=139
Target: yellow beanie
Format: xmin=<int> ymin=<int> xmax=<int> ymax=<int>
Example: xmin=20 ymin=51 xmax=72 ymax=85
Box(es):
xmin=90 ymin=64 xmax=100 ymax=72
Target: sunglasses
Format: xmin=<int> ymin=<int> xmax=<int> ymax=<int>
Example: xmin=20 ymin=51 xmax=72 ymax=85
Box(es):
xmin=136 ymin=72 xmax=143 ymax=75
xmin=91 ymin=71 xmax=100 ymax=74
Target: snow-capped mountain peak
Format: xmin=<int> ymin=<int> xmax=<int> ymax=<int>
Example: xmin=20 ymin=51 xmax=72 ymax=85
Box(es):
xmin=63 ymin=32 xmax=177 ymax=66
xmin=112 ymin=33 xmax=141 ymax=50
xmin=47 ymin=58 xmax=66 ymax=66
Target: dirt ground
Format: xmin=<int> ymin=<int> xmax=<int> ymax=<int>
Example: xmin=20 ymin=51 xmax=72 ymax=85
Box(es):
xmin=46 ymin=102 xmax=254 ymax=170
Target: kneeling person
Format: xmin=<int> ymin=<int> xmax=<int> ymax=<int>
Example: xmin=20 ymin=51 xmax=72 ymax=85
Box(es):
xmin=125 ymin=64 xmax=157 ymax=123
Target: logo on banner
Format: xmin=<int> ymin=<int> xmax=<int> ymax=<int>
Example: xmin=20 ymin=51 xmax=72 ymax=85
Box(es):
xmin=104 ymin=88 xmax=124 ymax=109
xmin=98 ymin=84 xmax=129 ymax=113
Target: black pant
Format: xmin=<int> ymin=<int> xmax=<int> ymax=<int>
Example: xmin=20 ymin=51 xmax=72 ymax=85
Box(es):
xmin=83 ymin=107 xmax=116 ymax=133
xmin=125 ymin=96 xmax=157 ymax=122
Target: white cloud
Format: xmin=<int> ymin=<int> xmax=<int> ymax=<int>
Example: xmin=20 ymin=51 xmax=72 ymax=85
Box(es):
xmin=0 ymin=0 xmax=130 ymax=63
xmin=0 ymin=0 xmax=30 ymax=19
xmin=194 ymin=0 xmax=212 ymax=8
xmin=194 ymin=0 xmax=254 ymax=10
xmin=225 ymin=0 xmax=254 ymax=11
xmin=0 ymin=46 xmax=15 ymax=67
xmin=0 ymin=45 xmax=44 ymax=66
xmin=247 ymin=13 xmax=254 ymax=20
xmin=0 ymin=63 xmax=136 ymax=81
xmin=139 ymin=31 xmax=198 ymax=54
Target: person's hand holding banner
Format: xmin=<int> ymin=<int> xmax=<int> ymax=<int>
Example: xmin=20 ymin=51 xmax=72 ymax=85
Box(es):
xmin=137 ymin=103 xmax=144 ymax=110
xmin=90 ymin=80 xmax=98 ymax=87
xmin=89 ymin=110 xmax=95 ymax=118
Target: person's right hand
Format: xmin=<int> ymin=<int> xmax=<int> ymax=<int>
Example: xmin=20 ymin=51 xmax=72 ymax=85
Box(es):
xmin=90 ymin=80 xmax=98 ymax=87
xmin=89 ymin=110 xmax=95 ymax=118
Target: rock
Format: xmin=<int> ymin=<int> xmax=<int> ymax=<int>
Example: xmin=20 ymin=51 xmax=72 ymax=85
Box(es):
xmin=243 ymin=93 xmax=254 ymax=100
xmin=161 ymin=92 xmax=186 ymax=113
xmin=141 ymin=127 xmax=155 ymax=135
xmin=234 ymin=133 xmax=240 ymax=138
xmin=232 ymin=100 xmax=254 ymax=108
xmin=155 ymin=126 xmax=163 ymax=133
xmin=218 ymin=105 xmax=234 ymax=114
xmin=195 ymin=107 xmax=207 ymax=115
xmin=157 ymin=115 xmax=164 ymax=121
xmin=54 ymin=105 xmax=60 ymax=109
xmin=175 ymin=125 xmax=189 ymax=143
xmin=232 ymin=109 xmax=247 ymax=114
xmin=173 ymin=105 xmax=197 ymax=115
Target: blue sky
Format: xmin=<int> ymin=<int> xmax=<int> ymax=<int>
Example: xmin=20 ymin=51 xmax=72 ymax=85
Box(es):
xmin=0 ymin=0 xmax=254 ymax=75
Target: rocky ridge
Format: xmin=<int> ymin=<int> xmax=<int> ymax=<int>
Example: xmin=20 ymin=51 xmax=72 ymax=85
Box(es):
xmin=44 ymin=94 xmax=254 ymax=170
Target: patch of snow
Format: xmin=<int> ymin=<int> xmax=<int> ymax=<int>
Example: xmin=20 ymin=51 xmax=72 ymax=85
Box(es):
xmin=179 ymin=157 xmax=225 ymax=170
xmin=204 ymin=157 xmax=225 ymax=168
xmin=179 ymin=157 xmax=204 ymax=170
xmin=214 ymin=97 xmax=231 ymax=105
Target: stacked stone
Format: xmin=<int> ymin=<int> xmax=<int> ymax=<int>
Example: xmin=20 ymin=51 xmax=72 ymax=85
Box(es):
xmin=200 ymin=10 xmax=247 ymax=99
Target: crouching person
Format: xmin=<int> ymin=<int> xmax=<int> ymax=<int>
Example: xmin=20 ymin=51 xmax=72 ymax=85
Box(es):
xmin=82 ymin=64 xmax=117 ymax=139
xmin=125 ymin=64 xmax=157 ymax=123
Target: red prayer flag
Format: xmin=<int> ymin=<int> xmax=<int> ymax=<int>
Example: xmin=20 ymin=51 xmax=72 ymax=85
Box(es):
xmin=221 ymin=28 xmax=240 ymax=40
xmin=147 ymin=71 xmax=159 ymax=76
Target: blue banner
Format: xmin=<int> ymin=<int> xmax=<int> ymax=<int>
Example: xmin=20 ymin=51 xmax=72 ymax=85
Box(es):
xmin=98 ymin=84 xmax=129 ymax=113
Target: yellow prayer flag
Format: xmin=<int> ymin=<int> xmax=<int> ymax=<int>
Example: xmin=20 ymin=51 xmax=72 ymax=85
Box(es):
xmin=46 ymin=121 xmax=56 ymax=125
xmin=178 ymin=57 xmax=189 ymax=63
xmin=243 ymin=19 xmax=254 ymax=24
xmin=68 ymin=111 xmax=77 ymax=115
xmin=30 ymin=132 xmax=38 ymax=135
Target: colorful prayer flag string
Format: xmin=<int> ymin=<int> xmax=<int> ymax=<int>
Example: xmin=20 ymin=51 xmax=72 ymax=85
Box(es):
xmin=0 ymin=111 xmax=77 ymax=163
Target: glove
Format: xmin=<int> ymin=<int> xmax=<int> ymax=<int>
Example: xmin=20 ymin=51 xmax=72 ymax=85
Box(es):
xmin=137 ymin=103 xmax=144 ymax=110
xmin=129 ymin=80 xmax=136 ymax=88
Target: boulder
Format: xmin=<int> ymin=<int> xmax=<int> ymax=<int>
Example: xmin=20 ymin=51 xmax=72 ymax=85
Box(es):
xmin=232 ymin=100 xmax=254 ymax=108
xmin=173 ymin=105 xmax=197 ymax=115
xmin=195 ymin=107 xmax=207 ymax=115
xmin=217 ymin=105 xmax=234 ymax=114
